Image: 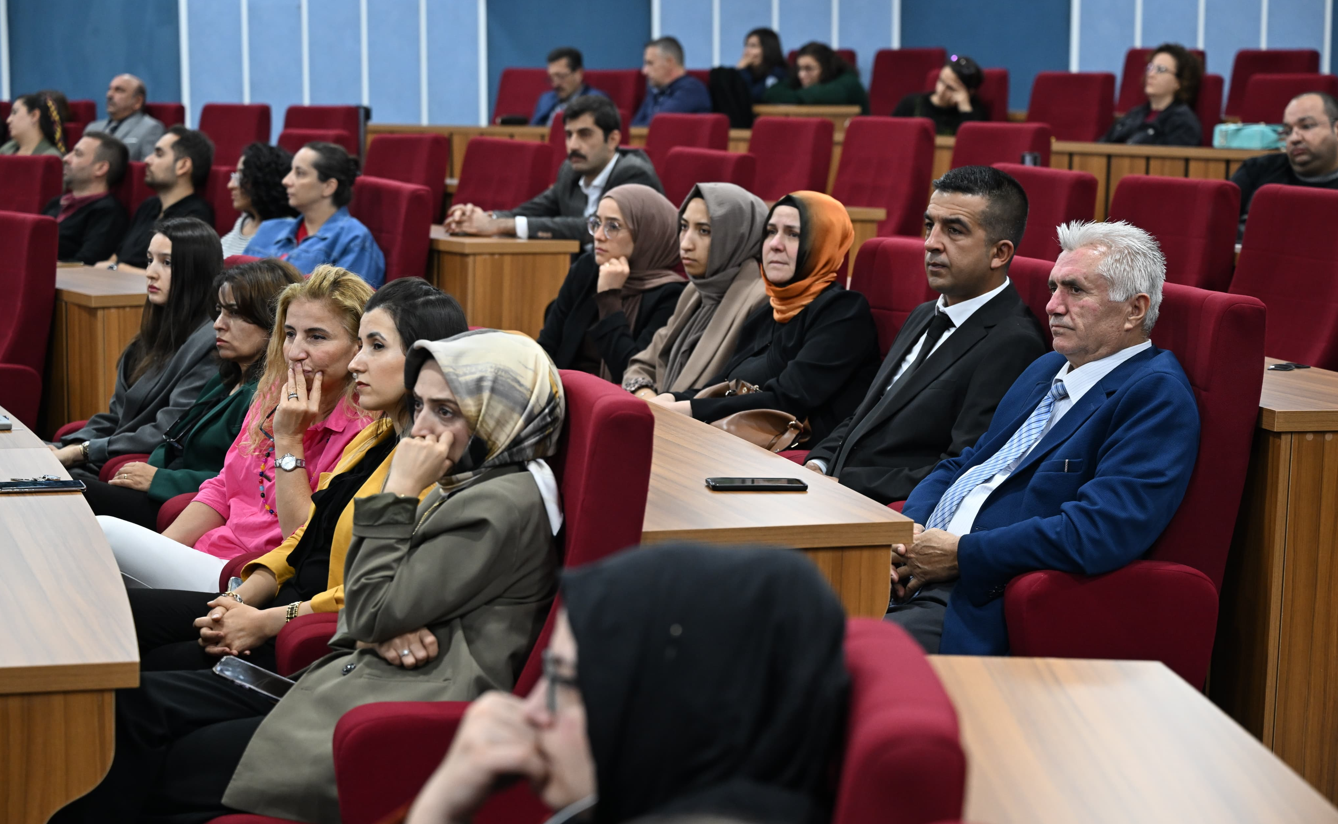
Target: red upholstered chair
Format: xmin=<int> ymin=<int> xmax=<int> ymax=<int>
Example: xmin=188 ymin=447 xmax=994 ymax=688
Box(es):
xmin=791 ymin=48 xmax=858 ymax=73
xmin=923 ymin=67 xmax=1010 ymax=121
xmin=114 ymin=161 xmax=153 ymax=215
xmin=643 ymin=113 xmax=729 ymax=173
xmin=660 ymin=147 xmax=757 ymax=208
xmin=347 ymin=176 xmax=433 ymax=281
xmin=198 ymin=103 xmax=272 ymax=166
xmin=205 ymin=165 xmax=241 ymax=236
xmin=993 ymin=163 xmax=1097 ymax=261
xmin=0 ymin=155 xmax=63 ymax=214
xmin=1197 ymin=73 xmax=1224 ymax=146
xmin=1224 ymin=49 xmax=1320 ymax=118
xmin=452 ymin=136 xmax=555 ymax=213
xmin=1230 ymin=184 xmax=1338 ymax=369
xmin=1026 ymin=71 xmax=1115 ymax=141
xmin=64 ymin=122 xmax=85 ymax=148
xmin=748 ymin=116 xmax=834 ymax=201
xmin=0 ymin=101 xmax=8 ymax=124
xmin=100 ymin=453 xmax=151 ymax=483
xmin=950 ymin=122 xmax=1051 ymax=168
xmin=1003 ymin=254 xmax=1056 ymax=347
xmin=869 ymin=48 xmax=946 ymax=116
xmin=0 ymin=213 xmax=58 ymax=427
xmin=848 ymin=237 xmax=937 ymax=356
xmin=67 ymin=99 xmax=97 ymax=124
xmin=363 ymin=133 xmax=450 ymax=221
xmin=583 ymin=69 xmax=645 ymax=115
xmin=1238 ymin=73 xmax=1338 ymax=124
xmin=283 ymin=105 xmax=363 ymax=154
xmin=1006 ymin=284 xmax=1266 ymax=688
xmin=1117 ymin=47 xmax=1207 ymax=113
xmin=158 ymin=491 xmax=195 ymax=533
xmin=831 ymin=117 xmax=934 ymax=237
xmin=276 ymin=127 xmax=357 ymax=158
xmin=492 ymin=68 xmax=549 ymax=123
xmin=144 ymin=102 xmax=186 ymax=128
xmin=53 ymin=420 xmax=88 ymax=441
xmin=224 ymin=254 xmax=260 ymax=268
xmin=1108 ymin=176 xmax=1240 ymax=291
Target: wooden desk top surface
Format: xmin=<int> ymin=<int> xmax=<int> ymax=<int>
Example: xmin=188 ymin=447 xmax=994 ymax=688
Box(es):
xmin=844 ymin=206 xmax=887 ymax=221
xmin=752 ymin=104 xmax=863 ymax=117
xmin=55 ymin=266 xmax=148 ymax=308
xmin=641 ymin=405 xmax=911 ymax=548
xmin=1258 ymin=358 xmax=1338 ymax=432
xmin=931 ymin=656 xmax=1338 ymax=824
xmin=430 ymin=226 xmax=581 ymax=255
xmin=0 ymin=408 xmax=138 ymax=694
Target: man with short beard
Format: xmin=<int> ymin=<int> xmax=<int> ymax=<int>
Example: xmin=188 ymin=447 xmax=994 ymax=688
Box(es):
xmin=42 ymin=131 xmax=130 ymax=264
xmin=1231 ymin=91 xmax=1338 ymax=237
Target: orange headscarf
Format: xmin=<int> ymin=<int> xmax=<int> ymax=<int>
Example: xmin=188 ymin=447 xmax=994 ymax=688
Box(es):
xmin=761 ymin=192 xmax=853 ymax=323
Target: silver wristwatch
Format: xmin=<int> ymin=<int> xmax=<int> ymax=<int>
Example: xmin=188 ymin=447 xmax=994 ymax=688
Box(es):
xmin=276 ymin=453 xmax=306 ymax=472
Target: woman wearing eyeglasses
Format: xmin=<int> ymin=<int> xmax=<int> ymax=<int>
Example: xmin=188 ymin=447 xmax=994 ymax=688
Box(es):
xmin=1101 ymin=43 xmax=1203 ymax=146
xmin=219 ymin=143 xmax=299 ymax=257
xmin=891 ymin=55 xmax=990 ymax=134
xmin=537 ymin=183 xmax=686 ymax=383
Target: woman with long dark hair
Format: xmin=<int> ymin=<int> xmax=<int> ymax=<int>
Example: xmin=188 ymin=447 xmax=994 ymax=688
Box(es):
xmin=763 ymin=42 xmax=869 ymax=113
xmin=1 ymin=92 xmax=66 ymax=156
xmin=220 ymin=143 xmax=299 ymax=256
xmin=736 ymin=28 xmax=787 ymax=102
xmin=1101 ymin=43 xmax=1203 ymax=146
xmin=892 ymin=55 xmax=989 ymax=134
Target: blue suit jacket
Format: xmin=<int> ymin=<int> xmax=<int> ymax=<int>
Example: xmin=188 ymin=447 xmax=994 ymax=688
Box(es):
xmin=901 ymin=347 xmax=1200 ymax=655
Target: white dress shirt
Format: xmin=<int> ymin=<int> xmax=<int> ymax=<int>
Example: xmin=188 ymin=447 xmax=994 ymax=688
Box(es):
xmin=513 ymin=152 xmax=620 ymax=240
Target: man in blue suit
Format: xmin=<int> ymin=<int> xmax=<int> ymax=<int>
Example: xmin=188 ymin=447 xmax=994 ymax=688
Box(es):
xmin=889 ymin=220 xmax=1200 ymax=655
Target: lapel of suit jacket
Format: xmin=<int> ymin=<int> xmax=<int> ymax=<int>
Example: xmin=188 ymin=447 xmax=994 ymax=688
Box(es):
xmin=839 ymin=307 xmax=935 ymax=451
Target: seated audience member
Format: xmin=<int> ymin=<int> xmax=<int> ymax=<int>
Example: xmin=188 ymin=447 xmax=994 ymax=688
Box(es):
xmin=53 ymin=218 xmax=220 ymax=482
xmin=448 ymin=95 xmax=662 ymax=241
xmin=53 ymin=330 xmax=564 ymax=824
xmin=539 ymin=184 xmax=686 ymax=382
xmin=531 ymin=47 xmax=609 ymax=126
xmin=245 ymin=141 xmax=387 ymax=287
xmin=85 ymin=73 xmax=165 ymax=161
xmin=221 ymin=142 xmax=298 ymax=256
xmin=38 ymin=89 xmax=73 ymax=126
xmin=736 ymin=28 xmax=788 ymax=102
xmin=402 ymin=543 xmax=848 ymax=824
xmin=892 ymin=55 xmax=989 ymax=135
xmin=1231 ymin=91 xmax=1338 ymax=236
xmin=652 ymin=191 xmax=879 ymax=445
xmin=623 ymin=182 xmax=770 ymax=397
xmin=806 ymin=167 xmax=1048 ymax=505
xmin=889 ymin=220 xmax=1199 ymax=655
xmin=83 ymin=260 xmax=302 ymax=529
xmin=1 ymin=92 xmax=66 ymax=156
xmin=632 ymin=36 xmax=713 ymax=126
xmin=41 ymin=131 xmax=130 ymax=264
xmin=102 ymin=125 xmax=216 ymax=273
xmin=763 ymin=42 xmax=870 ymax=114
xmin=1101 ymin=43 xmax=1202 ymax=147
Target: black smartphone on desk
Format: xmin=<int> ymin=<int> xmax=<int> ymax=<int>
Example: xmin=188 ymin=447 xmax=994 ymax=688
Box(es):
xmin=705 ymin=477 xmax=809 ymax=492
xmin=214 ymin=656 xmax=296 ymax=701
xmin=0 ymin=478 xmax=85 ymax=493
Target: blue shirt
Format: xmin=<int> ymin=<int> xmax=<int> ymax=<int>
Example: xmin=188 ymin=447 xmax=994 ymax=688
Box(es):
xmin=244 ymin=206 xmax=386 ymax=288
xmin=530 ymin=84 xmax=609 ymax=126
xmin=631 ymin=74 xmax=713 ymax=126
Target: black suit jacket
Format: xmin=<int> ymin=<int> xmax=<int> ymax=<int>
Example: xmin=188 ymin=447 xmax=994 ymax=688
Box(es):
xmin=42 ymin=194 xmax=130 ymax=265
xmin=806 ymin=283 xmax=1047 ymax=504
xmin=496 ymin=148 xmax=664 ymax=241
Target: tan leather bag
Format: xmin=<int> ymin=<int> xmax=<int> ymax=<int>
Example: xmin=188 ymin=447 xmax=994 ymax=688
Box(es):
xmin=693 ymin=379 xmax=761 ymax=399
xmin=694 ymin=381 xmax=810 ymax=452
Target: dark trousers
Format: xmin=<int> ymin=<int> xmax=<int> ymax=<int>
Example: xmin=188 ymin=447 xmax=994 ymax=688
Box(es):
xmin=129 ymin=588 xmax=279 ymax=673
xmin=83 ymin=477 xmax=162 ymax=529
xmin=48 ymin=670 xmax=272 ymax=824
xmin=885 ymin=580 xmax=956 ymax=654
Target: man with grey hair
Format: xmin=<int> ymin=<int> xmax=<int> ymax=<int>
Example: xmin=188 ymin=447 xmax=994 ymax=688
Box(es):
xmin=632 ymin=36 xmax=711 ymax=126
xmin=886 ymin=219 xmax=1200 ymax=655
xmin=85 ymin=73 xmax=164 ymax=161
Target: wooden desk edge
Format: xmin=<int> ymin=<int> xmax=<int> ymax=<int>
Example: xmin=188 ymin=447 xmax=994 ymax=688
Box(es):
xmin=845 ymin=206 xmax=888 ymax=221
xmin=55 ymin=288 xmax=147 ymax=308
xmin=642 ymin=521 xmax=910 ymax=547
xmin=0 ymin=660 xmax=139 ymax=695
xmin=430 ymin=235 xmax=581 ymax=255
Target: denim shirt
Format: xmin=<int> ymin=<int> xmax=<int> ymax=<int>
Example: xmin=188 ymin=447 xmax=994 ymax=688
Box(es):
xmin=244 ymin=206 xmax=386 ymax=287
xmin=631 ymin=74 xmax=713 ymax=126
xmin=530 ymin=84 xmax=609 ymax=125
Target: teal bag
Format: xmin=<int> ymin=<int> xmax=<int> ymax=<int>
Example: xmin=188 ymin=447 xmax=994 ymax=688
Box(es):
xmin=1213 ymin=123 xmax=1283 ymax=150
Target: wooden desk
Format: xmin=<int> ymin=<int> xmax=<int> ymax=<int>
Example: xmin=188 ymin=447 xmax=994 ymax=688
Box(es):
xmin=0 ymin=405 xmax=138 ymax=823
xmin=933 ymin=656 xmax=1338 ymax=824
xmin=845 ymin=206 xmax=886 ymax=271
xmin=428 ymin=229 xmax=580 ymax=338
xmin=640 ymin=405 xmax=910 ymax=617
xmin=752 ymin=104 xmax=862 ymax=133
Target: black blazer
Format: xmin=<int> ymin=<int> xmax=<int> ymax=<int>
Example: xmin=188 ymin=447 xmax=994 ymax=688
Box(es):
xmin=537 ymin=251 xmax=686 ymax=383
xmin=42 ymin=194 xmax=130 ymax=265
xmin=1100 ymin=101 xmax=1202 ymax=147
xmin=680 ymin=283 xmax=880 ymax=445
xmin=497 ymin=148 xmax=664 ymax=241
xmin=806 ymin=283 xmax=1047 ymax=505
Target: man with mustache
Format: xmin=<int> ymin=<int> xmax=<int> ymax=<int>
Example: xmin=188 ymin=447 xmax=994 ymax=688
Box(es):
xmin=445 ymin=95 xmax=662 ymax=241
xmin=1230 ymin=91 xmax=1338 ymax=238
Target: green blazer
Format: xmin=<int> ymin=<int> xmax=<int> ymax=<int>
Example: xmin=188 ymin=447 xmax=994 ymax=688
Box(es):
xmin=0 ymin=137 xmax=63 ymax=157
xmin=763 ymin=69 xmax=870 ymax=114
xmin=145 ymin=373 xmax=257 ymax=503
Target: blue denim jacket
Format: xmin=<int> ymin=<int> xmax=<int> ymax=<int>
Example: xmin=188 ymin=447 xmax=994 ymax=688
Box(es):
xmin=244 ymin=207 xmax=386 ymax=287
xmin=530 ymin=85 xmax=609 ymax=126
xmin=631 ymin=74 xmax=713 ymax=126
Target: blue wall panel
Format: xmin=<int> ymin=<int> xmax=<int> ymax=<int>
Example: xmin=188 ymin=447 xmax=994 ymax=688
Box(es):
xmin=249 ymin=0 xmax=305 ymax=140
xmin=660 ymin=0 xmax=713 ymax=67
xmin=1268 ymin=0 xmax=1327 ymax=50
xmin=1205 ymin=0 xmax=1263 ymax=94
xmin=186 ymin=0 xmax=242 ymax=127
xmin=308 ymin=0 xmax=364 ymax=107
xmin=720 ymin=0 xmax=774 ymax=70
xmin=367 ymin=0 xmax=423 ymax=124
xmin=778 ymin=0 xmax=832 ymax=62
xmin=1079 ymin=0 xmax=1135 ymax=76
xmin=428 ymin=0 xmax=481 ymax=124
xmin=1143 ymin=0 xmax=1201 ymax=60
xmin=840 ymin=0 xmax=892 ymax=82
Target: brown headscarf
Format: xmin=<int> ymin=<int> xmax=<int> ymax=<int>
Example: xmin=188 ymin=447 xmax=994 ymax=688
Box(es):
xmin=601 ymin=184 xmax=684 ymax=329
xmin=762 ymin=191 xmax=853 ymax=323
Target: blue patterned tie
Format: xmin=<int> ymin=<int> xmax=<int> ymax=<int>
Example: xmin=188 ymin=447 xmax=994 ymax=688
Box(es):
xmin=925 ymin=381 xmax=1069 ymax=531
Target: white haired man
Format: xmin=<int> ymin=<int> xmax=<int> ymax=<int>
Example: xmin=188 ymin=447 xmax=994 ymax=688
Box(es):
xmin=888 ymin=220 xmax=1201 ymax=655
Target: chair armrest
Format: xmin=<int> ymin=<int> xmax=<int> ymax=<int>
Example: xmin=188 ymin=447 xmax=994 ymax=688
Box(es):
xmin=53 ymin=419 xmax=89 ymax=441
xmin=1004 ymin=560 xmax=1219 ymax=687
xmin=157 ymin=491 xmax=197 ymax=534
xmin=275 ymin=611 xmax=341 ymax=676
xmin=0 ymin=364 xmax=41 ymax=429
xmin=779 ymin=449 xmax=809 ymax=464
xmin=100 ymin=453 xmax=152 ymax=483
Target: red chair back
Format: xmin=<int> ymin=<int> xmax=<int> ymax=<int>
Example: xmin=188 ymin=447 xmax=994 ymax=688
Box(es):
xmin=923 ymin=67 xmax=1010 ymax=121
xmin=748 ymin=116 xmax=834 ymax=201
xmin=951 ymin=121 xmax=1051 ymax=168
xmin=0 ymin=212 xmax=58 ymax=426
xmin=67 ymin=99 xmax=97 ymax=123
xmin=143 ymin=102 xmax=185 ymax=128
xmin=1197 ymin=73 xmax=1224 ymax=146
xmin=848 ymin=237 xmax=937 ymax=356
xmin=583 ymin=69 xmax=645 ymax=115
xmin=283 ymin=105 xmax=363 ymax=154
xmin=869 ymin=47 xmax=946 ymax=115
xmin=113 ymin=160 xmax=153 ymax=216
xmin=1238 ymin=73 xmax=1338 ymax=123
xmin=1027 ymin=71 xmax=1115 ymax=141
xmin=643 ymin=113 xmax=729 ymax=173
xmin=789 ymin=48 xmax=860 ymax=80
xmin=1108 ymin=176 xmax=1240 ymax=292
xmin=1005 ymin=254 xmax=1057 ymax=348
xmin=63 ymin=122 xmax=85 ymax=149
xmin=1117 ymin=47 xmax=1207 ymax=113
xmin=452 ymin=136 xmax=555 ymax=213
xmin=993 ymin=163 xmax=1097 ymax=261
xmin=277 ymin=127 xmax=357 ymax=158
xmin=205 ymin=165 xmax=241 ymax=236
xmin=198 ymin=103 xmax=272 ymax=166
xmin=660 ymin=147 xmax=756 ymax=208
xmin=831 ymin=117 xmax=934 ymax=237
xmin=685 ymin=68 xmax=712 ymax=88
xmin=364 ymin=133 xmax=450 ymax=222
xmin=1231 ymin=184 xmax=1338 ymax=369
xmin=0 ymin=155 xmax=63 ymax=214
xmin=492 ymin=68 xmax=549 ymax=123
xmin=1225 ymin=49 xmax=1320 ymax=118
xmin=347 ymin=176 xmax=432 ymax=281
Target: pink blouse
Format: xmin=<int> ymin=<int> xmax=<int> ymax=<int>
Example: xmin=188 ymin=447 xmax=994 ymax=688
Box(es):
xmin=190 ymin=397 xmax=371 ymax=560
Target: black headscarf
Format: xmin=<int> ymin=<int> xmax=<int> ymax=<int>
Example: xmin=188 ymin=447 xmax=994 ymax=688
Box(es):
xmin=561 ymin=543 xmax=849 ymax=824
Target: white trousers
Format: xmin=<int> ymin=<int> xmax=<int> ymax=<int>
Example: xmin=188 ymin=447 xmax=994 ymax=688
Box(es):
xmin=97 ymin=515 xmax=229 ymax=592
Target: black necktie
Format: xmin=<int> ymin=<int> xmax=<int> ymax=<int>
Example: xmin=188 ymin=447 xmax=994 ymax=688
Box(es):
xmin=901 ymin=310 xmax=956 ymax=381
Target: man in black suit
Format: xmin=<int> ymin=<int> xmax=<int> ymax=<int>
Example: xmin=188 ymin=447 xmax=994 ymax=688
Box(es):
xmin=42 ymin=131 xmax=130 ymax=265
xmin=804 ymin=165 xmax=1048 ymax=505
xmin=445 ymin=95 xmax=662 ymax=241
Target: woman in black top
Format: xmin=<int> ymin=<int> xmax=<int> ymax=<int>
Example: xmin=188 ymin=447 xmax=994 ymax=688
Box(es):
xmin=652 ymin=191 xmax=879 ymax=445
xmin=892 ymin=55 xmax=989 ymax=135
xmin=736 ymin=28 xmax=788 ymax=102
xmin=1101 ymin=43 xmax=1203 ymax=146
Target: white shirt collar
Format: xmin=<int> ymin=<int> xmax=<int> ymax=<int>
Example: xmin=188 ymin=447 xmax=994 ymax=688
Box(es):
xmin=935 ymin=277 xmax=1010 ymax=328
xmin=579 ymin=152 xmax=619 ymax=200
xmin=1054 ymin=339 xmax=1154 ymax=404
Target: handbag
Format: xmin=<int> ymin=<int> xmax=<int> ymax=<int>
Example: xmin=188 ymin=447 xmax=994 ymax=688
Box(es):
xmin=693 ymin=380 xmax=811 ymax=452
xmin=1212 ymin=123 xmax=1283 ymax=150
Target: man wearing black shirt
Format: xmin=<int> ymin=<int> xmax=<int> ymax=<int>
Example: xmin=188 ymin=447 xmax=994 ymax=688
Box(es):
xmin=1231 ymin=91 xmax=1338 ymax=237
xmin=100 ymin=125 xmax=215 ymax=272
xmin=41 ymin=131 xmax=130 ymax=265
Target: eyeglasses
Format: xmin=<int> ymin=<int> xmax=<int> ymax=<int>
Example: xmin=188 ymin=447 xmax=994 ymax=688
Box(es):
xmin=1278 ymin=119 xmax=1335 ymax=139
xmin=587 ymin=216 xmax=625 ymax=239
xmin=1145 ymin=64 xmax=1173 ymax=75
xmin=542 ymin=649 xmax=580 ymax=715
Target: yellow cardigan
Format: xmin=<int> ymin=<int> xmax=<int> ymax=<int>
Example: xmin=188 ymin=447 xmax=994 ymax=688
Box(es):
xmin=242 ymin=418 xmax=431 ymax=613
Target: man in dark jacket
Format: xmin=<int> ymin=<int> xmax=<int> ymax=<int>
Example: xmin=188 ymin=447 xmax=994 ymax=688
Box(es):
xmin=805 ymin=166 xmax=1048 ymax=505
xmin=41 ymin=131 xmax=130 ymax=265
xmin=1231 ymin=91 xmax=1338 ymax=236
xmin=446 ymin=95 xmax=662 ymax=241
